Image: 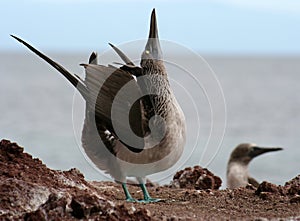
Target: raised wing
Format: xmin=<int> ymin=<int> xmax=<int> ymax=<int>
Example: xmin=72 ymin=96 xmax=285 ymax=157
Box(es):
xmin=12 ymin=35 xmax=149 ymax=153
xmin=82 ymin=64 xmax=148 ymax=152
xmin=11 ymin=35 xmax=89 ymax=99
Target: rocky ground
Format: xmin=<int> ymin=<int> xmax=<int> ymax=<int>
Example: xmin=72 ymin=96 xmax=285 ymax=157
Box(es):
xmin=0 ymin=139 xmax=299 ymax=220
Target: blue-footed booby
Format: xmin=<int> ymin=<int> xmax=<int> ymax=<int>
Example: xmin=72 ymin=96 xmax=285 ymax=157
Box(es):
xmin=12 ymin=9 xmax=186 ymax=202
xmin=227 ymin=143 xmax=282 ymax=189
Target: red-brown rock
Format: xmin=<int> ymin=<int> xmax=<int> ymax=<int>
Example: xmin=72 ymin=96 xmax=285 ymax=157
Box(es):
xmin=0 ymin=139 xmax=153 ymax=220
xmin=255 ymin=181 xmax=281 ymax=194
xmin=170 ymin=165 xmax=222 ymax=190
xmin=285 ymin=175 xmax=300 ymax=195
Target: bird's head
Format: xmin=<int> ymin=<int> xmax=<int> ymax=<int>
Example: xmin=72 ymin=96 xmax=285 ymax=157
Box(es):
xmin=141 ymin=9 xmax=163 ymax=68
xmin=229 ymin=143 xmax=283 ymax=165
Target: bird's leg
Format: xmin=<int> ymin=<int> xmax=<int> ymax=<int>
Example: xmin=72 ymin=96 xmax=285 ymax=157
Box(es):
xmin=139 ymin=183 xmax=160 ymax=202
xmin=136 ymin=177 xmax=160 ymax=203
xmin=121 ymin=183 xmax=136 ymax=202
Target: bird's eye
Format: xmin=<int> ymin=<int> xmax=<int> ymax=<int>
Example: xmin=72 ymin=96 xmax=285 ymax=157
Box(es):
xmin=145 ymin=50 xmax=150 ymax=54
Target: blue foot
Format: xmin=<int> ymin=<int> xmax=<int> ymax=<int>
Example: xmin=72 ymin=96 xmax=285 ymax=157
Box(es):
xmin=137 ymin=198 xmax=161 ymax=203
xmin=138 ymin=183 xmax=161 ymax=203
xmin=126 ymin=197 xmax=137 ymax=202
xmin=122 ymin=183 xmax=136 ymax=202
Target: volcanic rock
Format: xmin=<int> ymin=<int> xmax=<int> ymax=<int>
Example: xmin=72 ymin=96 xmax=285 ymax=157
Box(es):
xmin=170 ymin=165 xmax=222 ymax=190
xmin=0 ymin=139 xmax=152 ymax=220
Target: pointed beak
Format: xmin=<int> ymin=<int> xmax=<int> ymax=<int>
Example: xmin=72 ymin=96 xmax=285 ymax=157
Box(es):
xmin=249 ymin=146 xmax=283 ymax=158
xmin=145 ymin=9 xmax=162 ymax=60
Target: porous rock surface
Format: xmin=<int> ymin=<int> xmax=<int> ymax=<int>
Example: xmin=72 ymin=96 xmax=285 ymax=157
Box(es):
xmin=0 ymin=139 xmax=151 ymax=220
xmin=170 ymin=165 xmax=222 ymax=190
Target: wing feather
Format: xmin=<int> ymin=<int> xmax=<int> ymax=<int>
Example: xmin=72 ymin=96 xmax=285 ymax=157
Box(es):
xmin=83 ymin=64 xmax=148 ymax=152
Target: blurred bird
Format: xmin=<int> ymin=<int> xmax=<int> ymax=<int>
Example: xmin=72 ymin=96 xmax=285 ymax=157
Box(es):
xmin=12 ymin=9 xmax=186 ymax=202
xmin=227 ymin=143 xmax=282 ymax=189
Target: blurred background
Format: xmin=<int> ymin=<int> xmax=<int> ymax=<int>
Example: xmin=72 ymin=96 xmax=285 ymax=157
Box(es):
xmin=1 ymin=0 xmax=299 ymax=188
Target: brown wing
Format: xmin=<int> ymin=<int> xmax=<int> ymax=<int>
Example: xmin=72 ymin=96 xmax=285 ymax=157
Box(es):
xmin=11 ymin=35 xmax=89 ymax=99
xmin=109 ymin=44 xmax=155 ymax=127
xmin=82 ymin=64 xmax=148 ymax=152
xmin=248 ymin=176 xmax=260 ymax=188
xmin=12 ymin=35 xmax=151 ymax=153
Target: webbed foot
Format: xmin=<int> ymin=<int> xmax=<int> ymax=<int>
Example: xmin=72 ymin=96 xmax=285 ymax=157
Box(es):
xmin=125 ymin=197 xmax=137 ymax=202
xmin=137 ymin=197 xmax=161 ymax=203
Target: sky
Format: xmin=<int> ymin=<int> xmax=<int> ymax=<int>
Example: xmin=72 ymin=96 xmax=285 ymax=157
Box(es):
xmin=1 ymin=0 xmax=300 ymax=55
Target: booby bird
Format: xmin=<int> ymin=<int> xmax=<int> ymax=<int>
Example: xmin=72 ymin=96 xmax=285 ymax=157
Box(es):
xmin=227 ymin=143 xmax=282 ymax=189
xmin=12 ymin=9 xmax=186 ymax=202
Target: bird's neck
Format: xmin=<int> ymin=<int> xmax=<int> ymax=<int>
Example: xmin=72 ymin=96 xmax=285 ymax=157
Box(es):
xmin=227 ymin=161 xmax=249 ymax=174
xmin=140 ymin=63 xmax=175 ymax=117
xmin=147 ymin=76 xmax=173 ymax=117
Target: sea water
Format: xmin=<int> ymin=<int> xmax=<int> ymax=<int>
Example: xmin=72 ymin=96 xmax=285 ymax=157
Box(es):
xmin=0 ymin=52 xmax=299 ymax=188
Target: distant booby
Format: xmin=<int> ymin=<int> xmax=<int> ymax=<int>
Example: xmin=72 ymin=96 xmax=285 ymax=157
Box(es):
xmin=227 ymin=143 xmax=282 ymax=189
xmin=12 ymin=9 xmax=186 ymax=202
